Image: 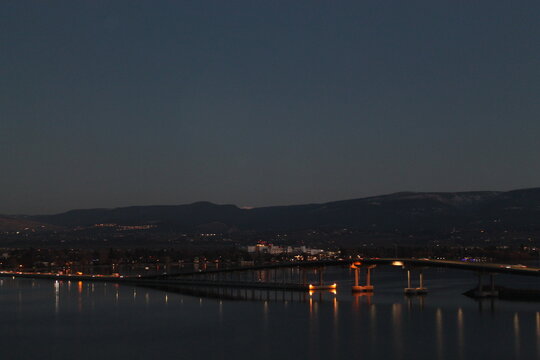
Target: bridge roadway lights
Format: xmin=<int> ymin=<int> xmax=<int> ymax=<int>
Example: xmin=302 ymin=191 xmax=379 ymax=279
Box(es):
xmin=404 ymin=269 xmax=428 ymax=295
xmin=351 ymin=263 xmax=375 ymax=292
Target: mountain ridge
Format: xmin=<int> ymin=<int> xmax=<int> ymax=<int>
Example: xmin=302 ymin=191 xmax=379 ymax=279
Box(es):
xmin=16 ymin=187 xmax=540 ymax=233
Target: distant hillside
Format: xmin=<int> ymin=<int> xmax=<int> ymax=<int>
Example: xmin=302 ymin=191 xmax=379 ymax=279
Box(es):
xmin=0 ymin=215 xmax=53 ymax=232
xmin=24 ymin=188 xmax=540 ymax=233
xmin=31 ymin=202 xmax=243 ymax=229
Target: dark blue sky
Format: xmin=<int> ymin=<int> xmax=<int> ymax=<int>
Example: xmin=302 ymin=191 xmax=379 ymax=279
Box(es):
xmin=1 ymin=1 xmax=539 ymax=214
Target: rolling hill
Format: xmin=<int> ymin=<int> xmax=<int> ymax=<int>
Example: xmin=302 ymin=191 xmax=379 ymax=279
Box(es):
xmin=22 ymin=188 xmax=540 ymax=233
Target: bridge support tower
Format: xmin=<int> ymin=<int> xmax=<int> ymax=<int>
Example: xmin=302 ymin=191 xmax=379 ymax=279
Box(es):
xmin=351 ymin=262 xmax=375 ymax=292
xmin=404 ymin=268 xmax=428 ymax=295
xmin=473 ymin=272 xmax=498 ymax=298
xmin=307 ymin=267 xmax=337 ymax=291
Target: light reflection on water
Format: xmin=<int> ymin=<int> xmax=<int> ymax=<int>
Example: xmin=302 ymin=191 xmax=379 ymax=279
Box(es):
xmin=514 ymin=312 xmax=521 ymax=358
xmin=435 ymin=308 xmax=443 ymax=360
xmin=392 ymin=303 xmax=403 ymax=360
xmin=537 ymin=312 xmax=540 ymax=354
xmin=1 ymin=268 xmax=540 ymax=360
xmin=457 ymin=307 xmax=464 ymax=360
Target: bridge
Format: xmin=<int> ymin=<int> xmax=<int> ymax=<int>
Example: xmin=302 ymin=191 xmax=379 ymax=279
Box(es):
xmin=144 ymin=258 xmax=540 ymax=277
xmin=1 ymin=258 xmax=539 ymax=298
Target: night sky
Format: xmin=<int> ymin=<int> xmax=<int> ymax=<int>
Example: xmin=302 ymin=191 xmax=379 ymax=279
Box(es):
xmin=1 ymin=1 xmax=539 ymax=214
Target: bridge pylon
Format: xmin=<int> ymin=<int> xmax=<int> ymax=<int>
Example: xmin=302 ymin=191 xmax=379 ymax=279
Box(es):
xmin=350 ymin=262 xmax=375 ymax=292
xmin=404 ymin=268 xmax=428 ymax=295
xmin=473 ymin=272 xmax=499 ymax=298
xmin=307 ymin=267 xmax=337 ymax=291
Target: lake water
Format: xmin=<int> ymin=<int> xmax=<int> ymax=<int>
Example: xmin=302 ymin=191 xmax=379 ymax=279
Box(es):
xmin=1 ymin=266 xmax=540 ymax=359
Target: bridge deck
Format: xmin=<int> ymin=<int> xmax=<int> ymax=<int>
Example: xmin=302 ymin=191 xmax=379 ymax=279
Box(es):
xmin=146 ymin=258 xmax=540 ymax=279
xmin=0 ymin=272 xmax=309 ymax=290
xmin=1 ymin=258 xmax=539 ymax=286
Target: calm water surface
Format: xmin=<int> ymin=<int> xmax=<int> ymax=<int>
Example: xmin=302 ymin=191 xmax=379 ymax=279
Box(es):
xmin=1 ymin=267 xmax=540 ymax=360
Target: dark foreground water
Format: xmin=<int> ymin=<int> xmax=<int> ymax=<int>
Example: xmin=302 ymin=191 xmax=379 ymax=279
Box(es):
xmin=1 ymin=267 xmax=540 ymax=360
